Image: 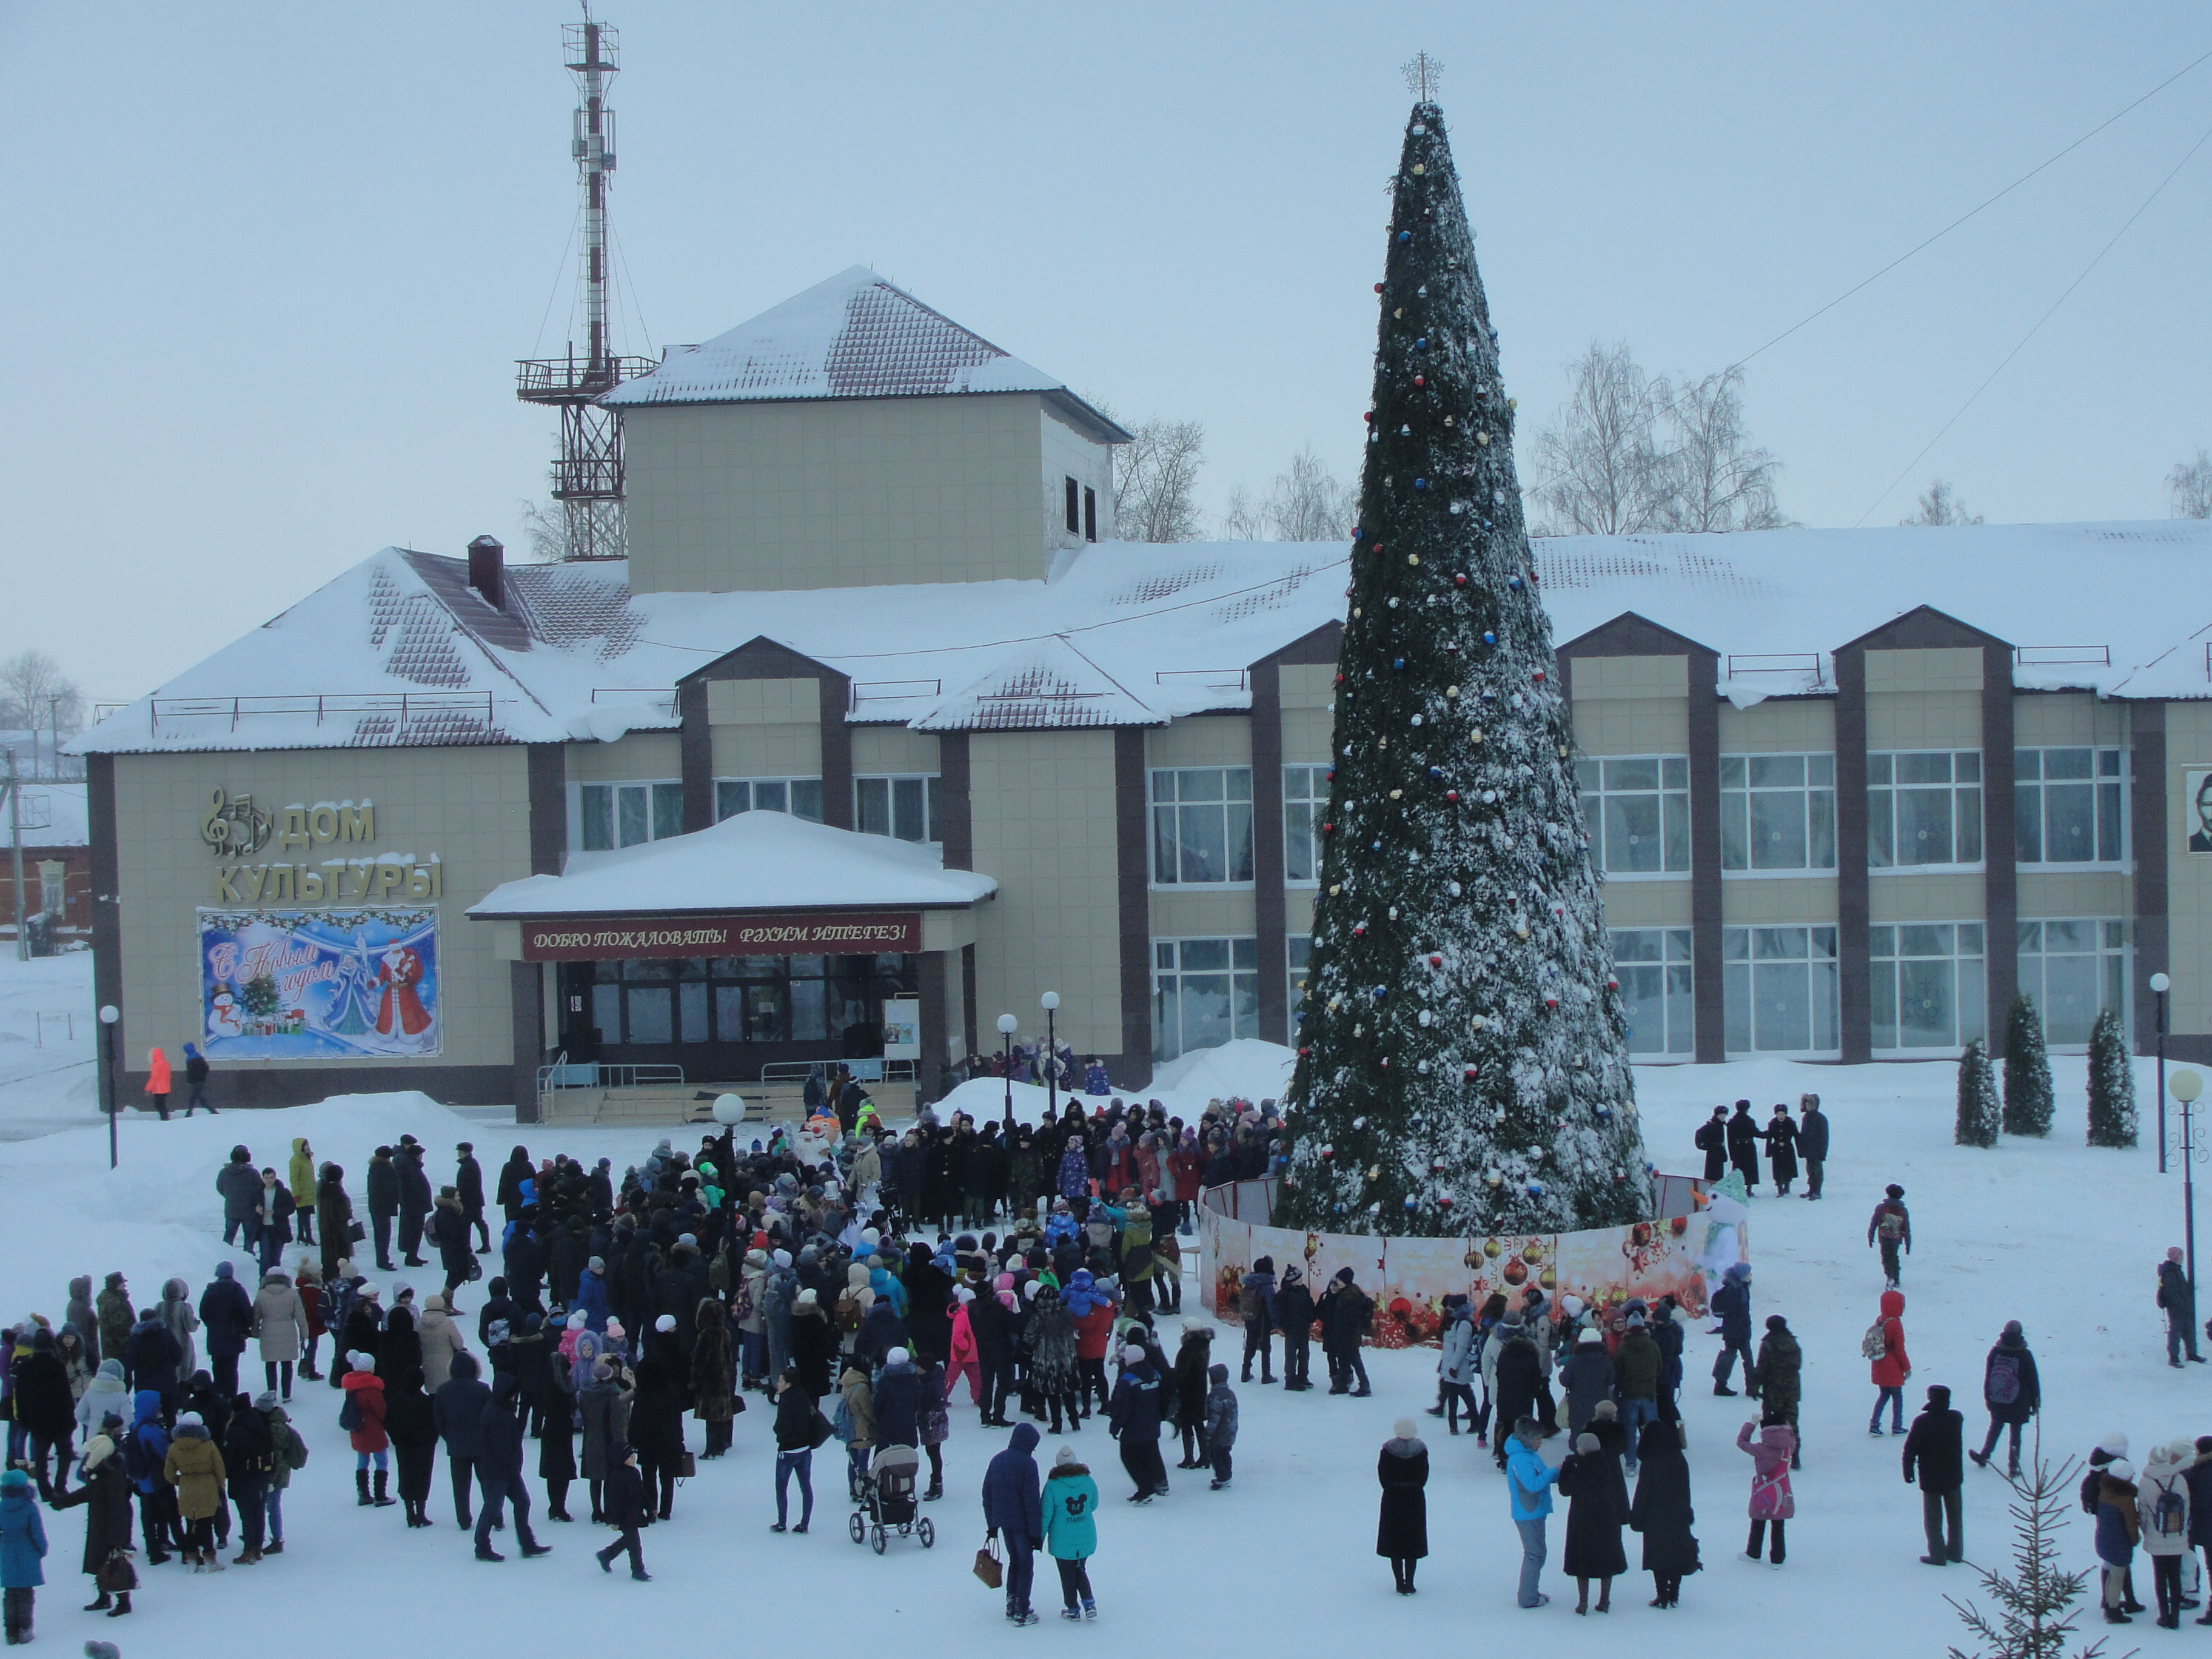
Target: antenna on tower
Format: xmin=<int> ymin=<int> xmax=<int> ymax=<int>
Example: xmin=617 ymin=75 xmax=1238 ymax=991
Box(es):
xmin=516 ymin=4 xmax=652 ymax=561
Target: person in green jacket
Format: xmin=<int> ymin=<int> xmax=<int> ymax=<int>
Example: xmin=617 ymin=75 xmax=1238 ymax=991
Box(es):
xmin=1042 ymin=1444 xmax=1100 ymax=1621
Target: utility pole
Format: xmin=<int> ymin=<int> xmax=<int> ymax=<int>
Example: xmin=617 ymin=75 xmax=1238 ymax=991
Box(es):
xmin=5 ymin=748 xmax=24 ymax=962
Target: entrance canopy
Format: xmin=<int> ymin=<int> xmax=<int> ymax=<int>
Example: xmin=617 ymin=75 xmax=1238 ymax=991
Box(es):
xmin=469 ymin=809 xmax=997 ymax=959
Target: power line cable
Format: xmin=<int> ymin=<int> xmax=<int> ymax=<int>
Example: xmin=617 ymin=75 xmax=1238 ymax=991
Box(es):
xmin=1855 ymin=114 xmax=2212 ymax=525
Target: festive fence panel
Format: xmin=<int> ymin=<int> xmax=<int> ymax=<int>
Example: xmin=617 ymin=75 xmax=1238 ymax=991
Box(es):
xmin=1198 ymin=1173 xmax=1737 ymax=1347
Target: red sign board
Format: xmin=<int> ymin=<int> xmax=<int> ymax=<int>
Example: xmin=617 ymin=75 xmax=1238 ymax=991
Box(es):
xmin=518 ymin=911 xmax=922 ymax=961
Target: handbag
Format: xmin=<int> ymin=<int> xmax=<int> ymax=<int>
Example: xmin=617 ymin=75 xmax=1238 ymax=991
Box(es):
xmin=97 ymin=1549 xmax=138 ymax=1594
xmin=806 ymin=1407 xmax=834 ymax=1451
xmin=973 ymin=1534 xmax=1004 ymax=1590
xmin=677 ymin=1450 xmax=697 ymax=1480
xmin=349 ymin=1219 xmax=366 ymax=1244
xmin=468 ymin=1259 xmax=484 ymax=1282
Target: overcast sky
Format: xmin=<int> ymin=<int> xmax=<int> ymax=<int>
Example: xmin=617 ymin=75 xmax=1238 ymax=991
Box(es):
xmin=8 ymin=2 xmax=2210 ymax=701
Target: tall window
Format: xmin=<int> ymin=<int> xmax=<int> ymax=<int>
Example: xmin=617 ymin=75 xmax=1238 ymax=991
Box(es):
xmin=2018 ymin=919 xmax=2127 ymax=1047
xmin=580 ymin=780 xmax=685 ymax=851
xmin=1064 ymin=476 xmax=1081 ymax=534
xmin=713 ymin=777 xmax=825 ymax=824
xmin=1870 ymin=923 xmax=1986 ymax=1051
xmin=1869 ymin=750 xmax=1982 ymax=868
xmin=1611 ymin=928 xmax=1694 ymax=1056
xmin=38 ymin=863 xmax=65 ymax=916
xmin=1153 ymin=937 xmax=1258 ymax=1061
xmin=1575 ymin=756 xmax=1690 ymax=874
xmin=1150 ymin=768 xmax=1254 ymax=885
xmin=1083 ymin=486 xmax=1098 ymax=541
xmin=1721 ymin=754 xmax=1835 ymax=871
xmin=1287 ymin=934 xmax=1312 ymax=1018
xmin=1723 ymin=926 xmax=1840 ymax=1055
xmin=854 ymin=775 xmax=941 ymax=843
xmin=1283 ymin=765 xmax=1328 ymax=883
xmin=2015 ymin=748 xmax=2125 ymax=865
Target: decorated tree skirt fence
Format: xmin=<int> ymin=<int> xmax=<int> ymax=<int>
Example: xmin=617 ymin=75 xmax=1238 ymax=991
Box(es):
xmin=1198 ymin=1174 xmax=1743 ymax=1348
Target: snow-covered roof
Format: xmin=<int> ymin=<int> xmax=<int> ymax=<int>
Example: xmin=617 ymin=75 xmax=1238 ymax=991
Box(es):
xmin=2 ymin=780 xmax=87 ymax=847
xmin=601 ymin=267 xmax=1127 ymax=441
xmin=73 ymin=520 xmax=2212 ymax=758
xmin=468 ymin=808 xmax=997 ymax=919
xmin=1537 ymin=520 xmax=2212 ymax=703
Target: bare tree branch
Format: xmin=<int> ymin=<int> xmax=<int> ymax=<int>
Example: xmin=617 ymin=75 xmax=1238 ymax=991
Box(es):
xmin=1902 ymin=478 xmax=1985 ymax=526
xmin=2168 ymin=448 xmax=2212 ymax=519
xmin=1115 ymin=418 xmax=1207 ymax=543
xmin=0 ymin=651 xmax=83 ymax=736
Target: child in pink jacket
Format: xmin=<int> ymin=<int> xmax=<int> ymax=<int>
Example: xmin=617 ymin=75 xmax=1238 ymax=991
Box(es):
xmin=943 ymin=1289 xmax=981 ymax=1404
xmin=1738 ymin=1418 xmax=1795 ymax=1566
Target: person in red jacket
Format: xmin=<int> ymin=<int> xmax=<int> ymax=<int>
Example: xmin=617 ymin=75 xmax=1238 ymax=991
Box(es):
xmin=1167 ymin=1133 xmax=1203 ymax=1236
xmin=1070 ymin=1286 xmax=1119 ymax=1421
xmin=1868 ymin=1289 xmax=1911 ymax=1436
xmin=143 ymin=1048 xmax=173 ymax=1121
xmin=340 ymin=1350 xmax=397 ymax=1507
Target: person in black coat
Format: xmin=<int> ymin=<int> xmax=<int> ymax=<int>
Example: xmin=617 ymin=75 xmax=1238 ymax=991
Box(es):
xmin=902 ymin=1245 xmax=955 ymax=1366
xmin=1377 ymin=1419 xmax=1429 ymax=1594
xmin=1274 ymin=1268 xmax=1317 ymax=1392
xmin=628 ymin=1359 xmax=686 ymax=1524
xmin=366 ymin=1148 xmax=401 ymax=1272
xmin=49 ymin=1413 xmax=135 ymax=1613
xmin=1762 ymin=1107 xmax=1801 ymax=1195
xmin=594 ymin=1446 xmax=651 ymax=1580
xmin=1968 ymin=1321 xmax=2041 ymax=1478
xmin=434 ymin=1352 xmax=491 ymax=1530
xmin=198 ymin=1263 xmax=254 ymax=1401
xmin=384 ymin=1374 xmax=438 ymax=1530
xmin=1693 ymin=1108 xmax=1728 ymax=1182
xmin=1795 ymin=1094 xmax=1829 ymax=1199
xmin=1628 ymin=1418 xmax=1698 ymax=1607
xmin=397 ymin=1147 xmax=434 ymax=1268
xmin=1560 ymin=1430 xmax=1629 ymax=1614
xmin=474 ymin=1373 xmax=549 ymax=1561
xmin=495 ymin=1146 xmax=534 ymax=1225
xmin=455 ymin=1142 xmax=490 ymax=1252
xmin=1490 ymin=1318 xmax=1547 ymax=1470
xmin=982 ymin=1422 xmax=1044 ymax=1622
xmin=1902 ymin=1384 xmax=1965 ymax=1566
xmin=11 ymin=1331 xmax=76 ymax=1491
xmin=1724 ymin=1102 xmax=1761 ymax=1191
xmin=1107 ymin=1342 xmax=1168 ymax=1502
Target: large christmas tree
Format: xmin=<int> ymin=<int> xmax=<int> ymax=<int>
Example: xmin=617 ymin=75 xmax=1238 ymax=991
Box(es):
xmin=1278 ymin=90 xmax=1652 ymax=1237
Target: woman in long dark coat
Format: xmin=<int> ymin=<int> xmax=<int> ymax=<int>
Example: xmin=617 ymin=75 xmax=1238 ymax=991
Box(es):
xmin=1376 ymin=1419 xmax=1429 ymax=1595
xmin=538 ymin=1335 xmax=577 ymax=1521
xmin=49 ymin=1420 xmax=135 ymax=1612
xmin=1763 ymin=1107 xmax=1801 ymax=1196
xmin=316 ymin=1164 xmax=357 ymax=1283
xmin=690 ymin=1299 xmax=739 ymax=1459
xmin=1559 ymin=1431 xmax=1628 ymax=1614
xmin=1627 ymin=1418 xmax=1699 ymax=1607
xmin=384 ymin=1376 xmax=438 ymax=1528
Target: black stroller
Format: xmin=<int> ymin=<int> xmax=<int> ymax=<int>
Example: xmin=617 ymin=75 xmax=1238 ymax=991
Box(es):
xmin=848 ymin=1444 xmax=935 ymax=1554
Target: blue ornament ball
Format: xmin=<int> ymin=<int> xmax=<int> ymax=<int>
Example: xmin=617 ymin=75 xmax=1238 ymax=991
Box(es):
xmin=1392 ymin=657 xmax=1406 ymax=670
xmin=1372 ymin=985 xmax=1387 ymax=999
xmin=1396 ymin=231 xmax=1412 ymax=244
xmin=1427 ymin=766 xmax=1443 ymax=779
xmin=1414 ymin=336 xmax=1428 ymax=349
xmin=1482 ymin=631 xmax=1497 ymax=646
xmin=1403 ymin=1195 xmax=1419 ymax=1210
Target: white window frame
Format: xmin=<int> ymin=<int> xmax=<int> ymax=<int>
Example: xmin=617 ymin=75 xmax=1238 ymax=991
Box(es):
xmin=1283 ymin=765 xmax=1327 ymax=885
xmin=712 ymin=777 xmax=825 ymax=825
xmin=1723 ymin=925 xmax=1840 ymax=1058
xmin=1869 ymin=921 xmax=1987 ymax=1055
xmin=854 ymin=774 xmax=942 ymax=845
xmin=1152 ymin=936 xmax=1259 ymax=1061
xmin=576 ymin=779 xmax=685 ymax=851
xmin=2014 ymin=747 xmax=2127 ymax=866
xmin=2017 ymin=918 xmax=2128 ymax=1050
xmin=1869 ymin=749 xmax=1983 ymax=872
xmin=1720 ymin=752 xmax=1837 ymax=874
xmin=1148 ymin=768 xmax=1255 ymax=888
xmin=1287 ymin=933 xmax=1312 ymax=1021
xmin=1575 ymin=754 xmax=1691 ymax=877
xmin=1611 ymin=927 xmax=1695 ymax=1057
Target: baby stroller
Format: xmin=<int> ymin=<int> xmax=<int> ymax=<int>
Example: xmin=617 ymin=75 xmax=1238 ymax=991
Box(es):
xmin=849 ymin=1443 xmax=935 ymax=1554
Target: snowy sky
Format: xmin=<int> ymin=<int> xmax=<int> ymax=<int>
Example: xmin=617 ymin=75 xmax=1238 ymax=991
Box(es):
xmin=8 ymin=2 xmax=2210 ymax=699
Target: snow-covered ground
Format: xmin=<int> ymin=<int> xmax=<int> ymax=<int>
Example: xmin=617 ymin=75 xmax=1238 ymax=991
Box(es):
xmin=0 ymin=947 xmax=2198 ymax=1654
xmin=0 ymin=948 xmax=98 ymax=1140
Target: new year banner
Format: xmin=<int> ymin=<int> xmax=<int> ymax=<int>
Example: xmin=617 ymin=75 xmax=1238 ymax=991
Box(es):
xmin=198 ymin=907 xmax=440 ymax=1059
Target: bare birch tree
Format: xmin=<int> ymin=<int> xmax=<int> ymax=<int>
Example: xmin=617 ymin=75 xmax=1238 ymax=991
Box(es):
xmin=1901 ymin=479 xmax=1984 ymax=526
xmin=1659 ymin=370 xmax=1791 ymax=532
xmin=2168 ymin=449 xmax=2212 ymax=519
xmin=0 ymin=650 xmax=82 ymax=736
xmin=1116 ymin=418 xmax=1207 ymax=543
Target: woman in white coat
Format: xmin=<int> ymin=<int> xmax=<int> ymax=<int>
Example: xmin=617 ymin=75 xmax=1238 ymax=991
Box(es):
xmin=251 ymin=1269 xmax=307 ymax=1401
xmin=2142 ymin=1438 xmax=2194 ymax=1628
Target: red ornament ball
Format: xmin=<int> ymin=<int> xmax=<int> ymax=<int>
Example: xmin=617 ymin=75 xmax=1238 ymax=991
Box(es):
xmin=1544 ymin=995 xmax=1559 ymax=1010
xmin=1445 ymin=790 xmax=1459 ymax=803
xmin=1413 ymin=375 xmax=1425 ymax=387
xmin=1373 ymin=283 xmax=1384 ymax=293
xmin=1462 ymin=1065 xmax=1478 ymax=1081
xmin=1453 ymin=573 xmax=1468 ymax=586
xmin=1428 ymin=954 xmax=1443 ymax=968
xmin=1439 ymin=1194 xmax=1454 ymax=1207
xmin=1321 ymin=822 xmax=1335 ymax=836
xmin=1532 ymin=669 xmax=1547 ymax=683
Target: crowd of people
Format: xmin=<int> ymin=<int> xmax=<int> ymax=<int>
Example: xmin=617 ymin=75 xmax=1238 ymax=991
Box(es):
xmin=0 ymin=1090 xmax=1276 ymax=1640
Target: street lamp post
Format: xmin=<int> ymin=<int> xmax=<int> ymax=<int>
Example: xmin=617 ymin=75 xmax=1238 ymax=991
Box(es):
xmin=98 ymin=1004 xmax=119 ymax=1170
xmin=2176 ymin=1067 xmax=2205 ymax=1311
xmin=1041 ymin=991 xmax=1061 ymax=1125
xmin=2154 ymin=973 xmax=2173 ymax=1175
xmin=996 ymin=1013 xmax=1019 ymax=1131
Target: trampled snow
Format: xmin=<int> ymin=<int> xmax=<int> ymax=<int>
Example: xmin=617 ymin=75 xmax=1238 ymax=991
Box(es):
xmin=1 ymin=943 xmax=2202 ymax=1655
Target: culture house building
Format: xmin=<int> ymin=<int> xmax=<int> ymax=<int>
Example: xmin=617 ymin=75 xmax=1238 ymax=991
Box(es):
xmin=78 ymin=266 xmax=2212 ymax=1117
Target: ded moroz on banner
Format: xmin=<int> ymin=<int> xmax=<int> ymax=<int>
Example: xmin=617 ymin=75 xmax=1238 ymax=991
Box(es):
xmin=198 ymin=907 xmax=440 ymax=1058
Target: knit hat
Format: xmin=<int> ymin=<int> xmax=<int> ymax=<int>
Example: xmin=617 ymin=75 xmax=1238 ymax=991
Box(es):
xmin=1054 ymin=1445 xmax=1080 ymax=1467
xmin=2101 ymin=1433 xmax=2130 ymax=1457
xmin=655 ymin=1315 xmax=677 ymax=1332
xmin=772 ymin=1249 xmax=792 ymax=1268
xmin=1577 ymin=1328 xmax=1601 ymax=1345
xmin=1594 ymin=1399 xmax=1617 ymax=1420
xmin=1766 ymin=1314 xmax=1789 ymax=1332
xmin=2001 ymin=1319 xmax=2024 ymax=1340
xmin=794 ymin=1290 xmax=817 ymax=1309
xmin=1208 ymin=1362 xmax=1228 ymax=1384
xmin=2108 ymin=1459 xmax=2136 ymax=1483
xmin=254 ymin=1391 xmax=279 ymax=1410
xmin=349 ymin=1350 xmax=375 ymax=1370
xmin=567 ymin=1311 xmax=587 ymax=1330
xmin=587 ymin=1256 xmax=605 ymax=1273
xmin=176 ymin=1412 xmax=203 ymax=1430
xmin=1576 ymin=1433 xmax=1600 ymax=1455
xmin=887 ymin=1346 xmax=910 ymax=1366
xmin=1393 ymin=1417 xmax=1419 ymax=1440
xmin=1624 ymin=1311 xmax=1646 ymax=1327
xmin=358 ymin=1282 xmax=381 ymax=1300
xmin=1122 ymin=1343 xmax=1147 ymax=1364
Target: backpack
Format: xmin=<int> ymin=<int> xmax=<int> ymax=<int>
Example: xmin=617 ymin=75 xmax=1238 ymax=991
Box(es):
xmin=338 ymin=1390 xmax=363 ymax=1433
xmin=1878 ymin=1209 xmax=1906 ymax=1242
xmin=832 ymin=1393 xmax=856 ymax=1444
xmin=121 ymin=1426 xmax=154 ymax=1486
xmin=1860 ymin=1321 xmax=1887 ymax=1362
xmin=2155 ymin=1484 xmax=2189 ymax=1538
xmin=1985 ymin=1353 xmax=2020 ymax=1406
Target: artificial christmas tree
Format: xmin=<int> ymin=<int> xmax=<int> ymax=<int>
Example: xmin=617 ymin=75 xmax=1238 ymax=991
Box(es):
xmin=1956 ymin=1038 xmax=2000 ymax=1148
xmin=2086 ymin=1007 xmax=2139 ymax=1148
xmin=1277 ymin=91 xmax=1651 ymax=1238
xmin=2001 ymin=992 xmax=2054 ymax=1138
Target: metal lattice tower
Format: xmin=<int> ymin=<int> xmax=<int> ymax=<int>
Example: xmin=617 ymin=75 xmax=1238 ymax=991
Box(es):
xmin=516 ymin=7 xmax=652 ymax=561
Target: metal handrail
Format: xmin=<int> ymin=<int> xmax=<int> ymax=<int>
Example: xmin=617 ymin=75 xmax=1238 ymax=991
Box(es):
xmin=2014 ymin=645 xmax=2111 ymax=667
xmin=147 ymin=691 xmax=495 ymax=734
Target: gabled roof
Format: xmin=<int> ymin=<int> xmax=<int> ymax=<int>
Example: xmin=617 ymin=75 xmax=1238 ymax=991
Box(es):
xmin=602 ymin=267 xmax=1130 ymax=441
xmin=468 ymin=808 xmax=997 ymax=918
xmin=914 ymin=637 xmax=1161 ymax=732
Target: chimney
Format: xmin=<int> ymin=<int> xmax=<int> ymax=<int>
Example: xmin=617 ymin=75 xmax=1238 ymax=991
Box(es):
xmin=467 ymin=535 xmax=505 ymax=612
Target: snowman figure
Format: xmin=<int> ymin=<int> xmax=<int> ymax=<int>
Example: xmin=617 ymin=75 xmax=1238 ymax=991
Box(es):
xmin=209 ymin=990 xmax=243 ymax=1039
